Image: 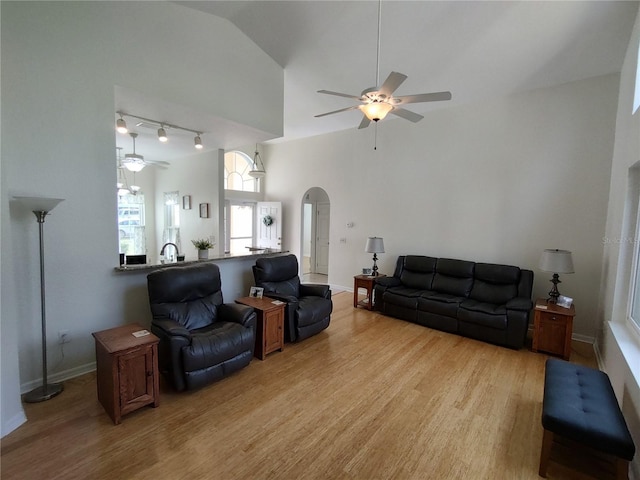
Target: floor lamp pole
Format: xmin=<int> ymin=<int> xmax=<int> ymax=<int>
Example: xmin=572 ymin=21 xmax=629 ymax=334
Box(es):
xmin=24 ymin=210 xmax=63 ymax=403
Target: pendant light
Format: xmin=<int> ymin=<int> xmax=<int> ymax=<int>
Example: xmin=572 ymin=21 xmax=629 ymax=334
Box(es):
xmin=248 ymin=144 xmax=266 ymax=178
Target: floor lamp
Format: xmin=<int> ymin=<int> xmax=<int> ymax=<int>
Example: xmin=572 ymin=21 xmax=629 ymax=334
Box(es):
xmin=14 ymin=196 xmax=65 ymax=402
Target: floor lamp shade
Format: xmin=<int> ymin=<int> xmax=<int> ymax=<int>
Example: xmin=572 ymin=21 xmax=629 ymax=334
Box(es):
xmin=13 ymin=196 xmax=65 ymax=402
xmin=365 ymin=237 xmax=385 ymax=276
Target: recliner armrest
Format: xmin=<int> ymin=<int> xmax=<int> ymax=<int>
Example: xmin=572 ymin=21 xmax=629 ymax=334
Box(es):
xmin=300 ymin=284 xmax=331 ymax=299
xmin=264 ymin=293 xmax=299 ymax=306
xmin=151 ymin=318 xmax=191 ymax=339
xmin=219 ymin=303 xmax=256 ymax=328
xmin=506 ymin=297 xmax=533 ymax=311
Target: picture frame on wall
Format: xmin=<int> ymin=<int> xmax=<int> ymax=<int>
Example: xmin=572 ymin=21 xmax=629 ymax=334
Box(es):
xmin=182 ymin=195 xmax=191 ymax=210
xmin=199 ymin=203 xmax=209 ymax=218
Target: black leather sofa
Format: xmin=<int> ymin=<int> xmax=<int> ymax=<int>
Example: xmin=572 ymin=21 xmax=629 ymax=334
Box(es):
xmin=374 ymin=255 xmax=533 ymax=349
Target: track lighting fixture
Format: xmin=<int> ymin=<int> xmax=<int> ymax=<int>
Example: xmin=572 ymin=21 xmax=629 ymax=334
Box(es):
xmin=116 ymin=111 xmax=205 ymax=150
xmin=116 ymin=116 xmax=128 ymax=134
xmin=157 ymin=126 xmax=168 ymax=143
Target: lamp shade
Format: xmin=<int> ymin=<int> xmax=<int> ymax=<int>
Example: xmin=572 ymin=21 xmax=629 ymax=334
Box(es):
xmin=13 ymin=196 xmax=64 ymax=213
xmin=539 ymin=249 xmax=574 ymax=274
xmin=365 ymin=237 xmax=385 ymax=254
xmin=361 ymin=102 xmax=393 ymax=121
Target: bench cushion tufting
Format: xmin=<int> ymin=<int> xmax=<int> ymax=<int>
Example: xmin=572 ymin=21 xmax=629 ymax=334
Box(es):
xmin=542 ymin=358 xmax=635 ymax=461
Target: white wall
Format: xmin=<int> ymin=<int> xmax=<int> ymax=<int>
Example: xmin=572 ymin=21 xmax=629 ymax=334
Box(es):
xmin=598 ymin=7 xmax=640 ymax=478
xmin=265 ymin=73 xmax=619 ymax=341
xmin=1 ymin=1 xmax=283 ymax=436
xmin=153 ymin=150 xmax=222 ymax=261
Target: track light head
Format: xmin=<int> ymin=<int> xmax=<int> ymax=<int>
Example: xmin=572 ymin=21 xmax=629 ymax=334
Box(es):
xmin=116 ymin=117 xmax=128 ymax=134
xmin=157 ymin=126 xmax=168 ymax=143
xmin=194 ymin=134 xmax=203 ymax=149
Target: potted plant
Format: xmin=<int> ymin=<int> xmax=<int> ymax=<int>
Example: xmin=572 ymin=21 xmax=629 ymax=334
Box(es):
xmin=192 ymin=238 xmax=214 ymax=260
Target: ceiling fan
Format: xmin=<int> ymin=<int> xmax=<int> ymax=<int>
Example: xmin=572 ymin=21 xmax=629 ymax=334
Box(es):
xmin=315 ymin=72 xmax=452 ymax=129
xmin=315 ymin=0 xmax=452 ymax=129
xmin=121 ymin=132 xmax=170 ymax=172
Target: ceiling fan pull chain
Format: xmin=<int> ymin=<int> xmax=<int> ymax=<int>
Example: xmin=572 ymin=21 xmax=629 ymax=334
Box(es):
xmin=374 ymin=122 xmax=378 ymax=150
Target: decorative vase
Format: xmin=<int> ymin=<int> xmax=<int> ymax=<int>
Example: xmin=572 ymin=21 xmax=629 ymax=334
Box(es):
xmin=198 ymin=249 xmax=209 ymax=260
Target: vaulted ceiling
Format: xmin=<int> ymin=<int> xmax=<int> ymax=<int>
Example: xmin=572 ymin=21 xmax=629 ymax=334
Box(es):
xmin=119 ymin=1 xmax=638 ymax=161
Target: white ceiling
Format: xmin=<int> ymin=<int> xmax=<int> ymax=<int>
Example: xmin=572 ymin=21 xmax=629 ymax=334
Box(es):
xmin=118 ymin=1 xmax=639 ymax=161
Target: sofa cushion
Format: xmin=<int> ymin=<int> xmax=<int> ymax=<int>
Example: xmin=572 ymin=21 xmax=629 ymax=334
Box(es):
xmin=431 ymin=258 xmax=475 ymax=297
xmin=458 ymin=300 xmax=507 ymax=329
xmin=399 ymin=256 xmax=437 ymax=290
xmin=469 ymin=263 xmax=520 ymax=304
xmin=418 ymin=292 xmax=463 ymax=318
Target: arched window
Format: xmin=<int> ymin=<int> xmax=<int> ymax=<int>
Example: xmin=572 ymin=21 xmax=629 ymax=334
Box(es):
xmin=224 ymin=151 xmax=259 ymax=192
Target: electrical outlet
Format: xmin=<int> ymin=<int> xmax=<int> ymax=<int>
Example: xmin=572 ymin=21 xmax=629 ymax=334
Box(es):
xmin=58 ymin=330 xmax=70 ymax=345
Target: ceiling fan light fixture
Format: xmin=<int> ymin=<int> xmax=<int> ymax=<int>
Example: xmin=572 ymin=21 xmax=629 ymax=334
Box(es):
xmin=194 ymin=134 xmax=203 ymax=149
xmin=361 ymin=101 xmax=393 ymax=121
xmin=116 ymin=117 xmax=128 ymax=134
xmin=157 ymin=126 xmax=168 ymax=143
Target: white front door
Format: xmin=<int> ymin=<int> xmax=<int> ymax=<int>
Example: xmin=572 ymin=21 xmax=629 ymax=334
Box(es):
xmin=315 ymin=202 xmax=330 ymax=275
xmin=256 ymin=201 xmax=282 ymax=250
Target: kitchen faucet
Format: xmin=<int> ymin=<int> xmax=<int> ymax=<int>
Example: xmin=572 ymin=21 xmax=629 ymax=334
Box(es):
xmin=160 ymin=242 xmax=179 ymax=261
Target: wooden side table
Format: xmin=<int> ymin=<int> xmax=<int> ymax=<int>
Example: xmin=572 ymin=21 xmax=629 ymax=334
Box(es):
xmin=92 ymin=324 xmax=160 ymax=425
xmin=532 ymin=298 xmax=576 ymax=360
xmin=354 ymin=274 xmax=386 ymax=310
xmin=235 ymin=296 xmax=285 ymax=360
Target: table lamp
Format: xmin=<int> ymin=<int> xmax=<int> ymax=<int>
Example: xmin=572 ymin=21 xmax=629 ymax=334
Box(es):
xmin=539 ymin=248 xmax=574 ymax=303
xmin=365 ymin=237 xmax=385 ymax=276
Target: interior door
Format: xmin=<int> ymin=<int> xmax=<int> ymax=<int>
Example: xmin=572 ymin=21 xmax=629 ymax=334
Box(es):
xmin=256 ymin=201 xmax=282 ymax=250
xmin=315 ymin=202 xmax=330 ymax=275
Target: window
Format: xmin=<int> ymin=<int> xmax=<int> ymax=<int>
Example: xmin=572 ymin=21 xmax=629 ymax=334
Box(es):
xmin=225 ymin=201 xmax=255 ymax=254
xmin=117 ymin=194 xmax=146 ymax=255
xmin=224 ymin=151 xmax=263 ymax=253
xmin=162 ymin=191 xmax=181 ymax=253
xmin=224 ymin=151 xmax=259 ymax=192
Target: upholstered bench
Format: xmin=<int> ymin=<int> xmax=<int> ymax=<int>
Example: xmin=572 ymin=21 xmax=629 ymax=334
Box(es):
xmin=539 ymin=358 xmax=635 ymax=479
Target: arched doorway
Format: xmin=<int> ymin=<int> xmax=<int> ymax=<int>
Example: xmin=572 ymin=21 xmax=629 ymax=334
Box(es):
xmin=301 ymin=187 xmax=330 ymax=282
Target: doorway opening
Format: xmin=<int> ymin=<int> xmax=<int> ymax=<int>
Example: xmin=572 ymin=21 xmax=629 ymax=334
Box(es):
xmin=301 ymin=187 xmax=330 ymax=283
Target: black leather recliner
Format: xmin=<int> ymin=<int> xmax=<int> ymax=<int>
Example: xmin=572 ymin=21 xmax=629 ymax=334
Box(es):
xmin=253 ymin=254 xmax=332 ymax=342
xmin=147 ymin=263 xmax=256 ymax=391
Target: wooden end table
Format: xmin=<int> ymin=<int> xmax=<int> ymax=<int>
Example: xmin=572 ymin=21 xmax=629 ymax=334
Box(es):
xmin=354 ymin=274 xmax=385 ymax=310
xmin=236 ymin=296 xmax=285 ymax=360
xmin=532 ymin=298 xmax=576 ymax=360
xmin=92 ymin=324 xmax=160 ymax=425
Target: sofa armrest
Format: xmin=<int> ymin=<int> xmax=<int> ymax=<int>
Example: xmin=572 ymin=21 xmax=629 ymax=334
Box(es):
xmin=219 ymin=303 xmax=256 ymax=328
xmin=506 ymin=297 xmax=533 ymax=311
xmin=151 ymin=318 xmax=191 ymax=339
xmin=300 ymin=283 xmax=331 ymax=299
xmin=375 ymin=276 xmax=402 ymax=288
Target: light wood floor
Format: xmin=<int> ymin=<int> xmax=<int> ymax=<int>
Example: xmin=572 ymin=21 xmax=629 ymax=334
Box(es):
xmin=2 ymin=292 xmax=602 ymax=480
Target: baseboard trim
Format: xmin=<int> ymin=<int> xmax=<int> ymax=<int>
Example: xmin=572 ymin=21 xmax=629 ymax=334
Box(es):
xmin=20 ymin=362 xmax=96 ymax=394
xmin=1 ymin=410 xmax=27 ymax=438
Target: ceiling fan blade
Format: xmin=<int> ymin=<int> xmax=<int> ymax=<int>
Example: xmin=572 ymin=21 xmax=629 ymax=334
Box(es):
xmin=144 ymin=159 xmax=171 ymax=166
xmin=315 ymin=105 xmax=360 ymax=118
xmin=317 ymin=90 xmax=362 ymax=100
xmin=358 ymin=115 xmax=371 ymax=129
xmin=390 ymin=107 xmax=424 ymax=123
xmin=393 ymin=91 xmax=452 ymax=105
xmin=379 ymin=72 xmax=407 ymax=97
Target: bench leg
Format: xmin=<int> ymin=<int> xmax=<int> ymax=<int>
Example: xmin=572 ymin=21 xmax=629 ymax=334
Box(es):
xmin=538 ymin=429 xmax=554 ymax=478
xmin=616 ymin=458 xmax=629 ymax=480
